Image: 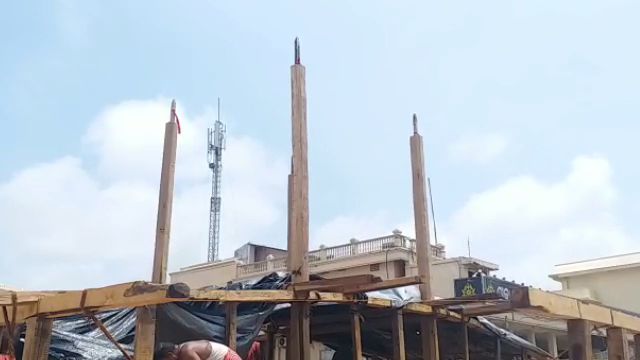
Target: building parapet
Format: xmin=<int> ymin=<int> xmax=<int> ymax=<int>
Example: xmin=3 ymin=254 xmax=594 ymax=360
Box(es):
xmin=236 ymin=233 xmax=446 ymax=277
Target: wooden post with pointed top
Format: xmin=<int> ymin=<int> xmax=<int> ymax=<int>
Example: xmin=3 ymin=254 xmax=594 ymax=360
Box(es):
xmin=286 ymin=37 xmax=311 ymax=360
xmin=410 ymin=114 xmax=439 ymax=360
xmin=134 ymin=100 xmax=179 ymax=360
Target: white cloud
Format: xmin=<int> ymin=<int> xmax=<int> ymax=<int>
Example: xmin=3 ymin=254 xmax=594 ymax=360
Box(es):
xmin=0 ymin=99 xmax=286 ymax=290
xmin=441 ymin=155 xmax=634 ymax=289
xmin=448 ymin=133 xmax=509 ymax=164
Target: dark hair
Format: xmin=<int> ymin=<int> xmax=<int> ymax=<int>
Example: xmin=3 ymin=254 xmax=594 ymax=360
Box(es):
xmin=154 ymin=343 xmax=177 ymax=360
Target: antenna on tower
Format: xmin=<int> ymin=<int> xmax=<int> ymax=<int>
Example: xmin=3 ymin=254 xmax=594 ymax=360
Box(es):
xmin=207 ymin=98 xmax=226 ymax=262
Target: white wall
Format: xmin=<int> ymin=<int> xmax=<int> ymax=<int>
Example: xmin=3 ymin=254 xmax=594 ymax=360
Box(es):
xmin=560 ymin=267 xmax=640 ymax=313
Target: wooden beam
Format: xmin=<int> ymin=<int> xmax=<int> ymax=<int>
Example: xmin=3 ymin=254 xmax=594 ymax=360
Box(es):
xmin=510 ymin=287 xmax=640 ymax=332
xmin=606 ymin=327 xmax=629 ymax=360
xmin=291 ymin=275 xmax=378 ymax=292
xmin=22 ymin=316 xmax=53 ymax=360
xmin=36 ymin=282 xmax=189 ymax=317
xmin=351 ymin=307 xmax=363 ymax=360
xmin=191 ymin=289 xmax=347 ymax=303
xmin=342 ymin=276 xmax=422 ymax=294
xmin=391 ymin=310 xmax=406 ymax=360
xmin=226 ymin=302 xmax=238 ymax=351
xmin=134 ymin=306 xmax=156 ymax=360
xmin=567 ymin=319 xmax=592 ymax=360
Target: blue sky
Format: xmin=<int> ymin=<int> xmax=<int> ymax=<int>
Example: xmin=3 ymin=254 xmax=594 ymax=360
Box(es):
xmin=1 ymin=1 xmax=639 ymax=290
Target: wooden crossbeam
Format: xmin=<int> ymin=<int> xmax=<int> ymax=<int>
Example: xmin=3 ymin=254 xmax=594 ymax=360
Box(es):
xmin=511 ymin=287 xmax=640 ymax=333
xmin=191 ymin=289 xmax=348 ymax=303
xmin=0 ymin=291 xmax=58 ymax=306
xmin=291 ymin=275 xmax=379 ymax=292
xmin=37 ymin=281 xmax=190 ymax=317
xmin=341 ymin=276 xmax=422 ymax=294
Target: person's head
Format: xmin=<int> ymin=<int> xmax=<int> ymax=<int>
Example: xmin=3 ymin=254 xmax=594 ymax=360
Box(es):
xmin=154 ymin=343 xmax=178 ymax=360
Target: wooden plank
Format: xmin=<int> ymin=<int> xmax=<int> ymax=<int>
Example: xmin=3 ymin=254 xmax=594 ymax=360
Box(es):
xmin=351 ymin=307 xmax=363 ymax=360
xmin=22 ymin=316 xmax=53 ymax=360
xmin=461 ymin=302 xmax=514 ymax=317
xmin=404 ymin=303 xmax=434 ymax=314
xmin=342 ymin=276 xmax=422 ymax=294
xmin=567 ymin=319 xmax=592 ymax=360
xmin=36 ymin=282 xmax=189 ymax=316
xmin=225 ymin=302 xmax=238 ymax=351
xmin=292 ymin=275 xmax=378 ymax=292
xmin=134 ymin=306 xmax=156 ymax=360
xmin=191 ymin=289 xmax=347 ymax=303
xmin=391 ymin=310 xmax=406 ymax=360
xmin=607 ymin=327 xmax=629 ymax=360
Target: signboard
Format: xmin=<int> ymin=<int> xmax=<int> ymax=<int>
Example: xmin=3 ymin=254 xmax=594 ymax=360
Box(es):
xmin=454 ymin=276 xmax=524 ymax=300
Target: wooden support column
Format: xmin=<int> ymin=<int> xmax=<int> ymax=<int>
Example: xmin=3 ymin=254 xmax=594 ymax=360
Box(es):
xmin=462 ymin=319 xmax=469 ymax=360
xmin=351 ymin=307 xmax=363 ymax=360
xmin=286 ymin=37 xmax=310 ymax=360
xmin=633 ymin=334 xmax=640 ymax=360
xmin=264 ymin=325 xmax=275 ymax=360
xmin=410 ymin=114 xmax=439 ymax=360
xmin=391 ymin=310 xmax=406 ymax=360
xmin=226 ymin=303 xmax=238 ymax=352
xmin=495 ymin=338 xmax=501 ymax=360
xmin=607 ymin=327 xmax=629 ymax=360
xmin=135 ymin=100 xmax=179 ymax=360
xmin=546 ymin=333 xmax=558 ymax=358
xmin=567 ymin=319 xmax=592 ymax=360
xmin=22 ymin=316 xmax=53 ymax=360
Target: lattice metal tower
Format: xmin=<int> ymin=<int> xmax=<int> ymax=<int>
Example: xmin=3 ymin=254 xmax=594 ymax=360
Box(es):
xmin=207 ymin=98 xmax=226 ymax=262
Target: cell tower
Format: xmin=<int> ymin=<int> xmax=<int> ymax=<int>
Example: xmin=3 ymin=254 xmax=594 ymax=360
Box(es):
xmin=207 ymin=98 xmax=226 ymax=262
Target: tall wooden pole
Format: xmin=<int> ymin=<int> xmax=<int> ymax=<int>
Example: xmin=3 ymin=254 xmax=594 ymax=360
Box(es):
xmin=286 ymin=38 xmax=310 ymax=360
xmin=152 ymin=99 xmax=179 ymax=284
xmin=135 ymin=99 xmax=179 ymax=360
xmin=410 ymin=114 xmax=439 ymax=360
